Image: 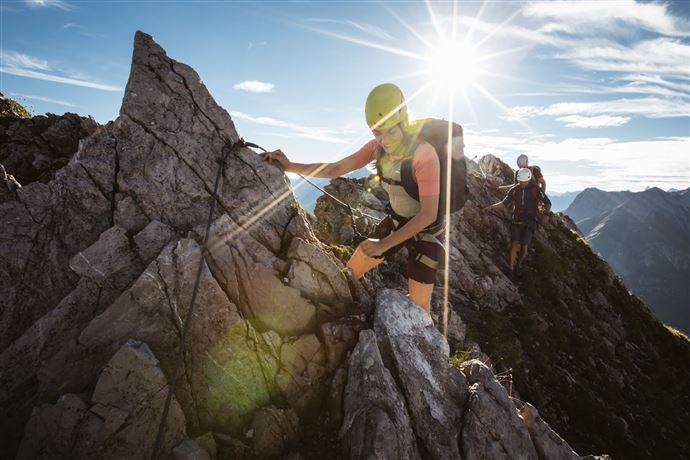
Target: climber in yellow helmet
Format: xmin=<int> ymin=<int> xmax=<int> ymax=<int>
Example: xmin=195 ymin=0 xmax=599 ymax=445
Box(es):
xmin=260 ymin=83 xmax=446 ymax=314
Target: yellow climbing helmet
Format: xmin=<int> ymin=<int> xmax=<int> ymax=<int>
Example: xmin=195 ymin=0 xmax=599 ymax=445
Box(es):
xmin=365 ymin=83 xmax=409 ymax=131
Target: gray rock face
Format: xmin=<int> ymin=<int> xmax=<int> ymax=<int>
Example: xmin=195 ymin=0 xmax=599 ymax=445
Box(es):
xmin=312 ymin=151 xmax=689 ymax=460
xmin=520 ymin=402 xmax=580 ymax=460
xmin=342 ymin=291 xmax=581 ymax=460
xmin=1 ymin=31 xmax=364 ymax=458
xmin=340 ymin=329 xmax=420 ymax=460
xmin=313 ymin=177 xmax=386 ymax=246
xmin=16 ymin=339 xmax=186 ymax=460
xmin=374 ymin=289 xmax=466 ymax=460
xmin=0 ymin=110 xmax=100 ymax=185
xmin=460 ymin=359 xmax=538 ymax=460
xmin=250 ymin=405 xmax=299 ymax=458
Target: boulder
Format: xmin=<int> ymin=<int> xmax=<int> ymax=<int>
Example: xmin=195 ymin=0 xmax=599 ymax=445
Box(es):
xmin=340 ymin=330 xmax=420 ymax=460
xmin=374 ymin=289 xmax=467 ymax=459
xmin=460 ymin=359 xmax=537 ymax=460
xmin=16 ymin=339 xmax=186 ymax=460
xmin=250 ymin=405 xmax=299 ymax=458
xmin=520 ymin=402 xmax=580 ymax=460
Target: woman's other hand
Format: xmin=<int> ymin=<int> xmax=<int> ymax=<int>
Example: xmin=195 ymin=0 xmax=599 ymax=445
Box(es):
xmin=359 ymin=238 xmax=388 ymax=258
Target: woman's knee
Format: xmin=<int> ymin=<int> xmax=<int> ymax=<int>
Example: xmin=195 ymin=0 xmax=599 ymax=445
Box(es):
xmin=408 ymin=279 xmax=434 ymax=313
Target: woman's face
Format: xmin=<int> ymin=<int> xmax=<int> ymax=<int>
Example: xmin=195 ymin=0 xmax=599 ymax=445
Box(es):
xmin=373 ymin=124 xmax=404 ymax=154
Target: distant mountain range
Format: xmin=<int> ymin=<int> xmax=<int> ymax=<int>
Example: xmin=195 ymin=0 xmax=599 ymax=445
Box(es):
xmin=548 ymin=190 xmax=581 ymax=212
xmin=565 ymin=187 xmax=690 ymax=333
xmin=291 ymin=167 xmax=371 ymax=211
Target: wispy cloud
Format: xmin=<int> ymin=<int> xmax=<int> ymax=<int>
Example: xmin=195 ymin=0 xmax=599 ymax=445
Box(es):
xmin=248 ymin=40 xmax=268 ymax=50
xmin=233 ymin=80 xmax=274 ymax=93
xmin=551 ymin=38 xmax=690 ymax=76
xmin=0 ymin=66 xmax=122 ymax=91
xmin=25 ymin=0 xmax=72 ymax=11
xmin=10 ymin=92 xmax=76 ymax=107
xmin=449 ymin=2 xmax=690 ymax=94
xmin=466 ymin=131 xmax=690 ymax=192
xmin=522 ymin=0 xmax=690 ymax=37
xmin=304 ymin=18 xmax=394 ymax=41
xmin=556 ymin=115 xmax=630 ymax=128
xmin=507 ymin=97 xmax=688 ymax=122
xmin=0 ymin=49 xmax=123 ymax=92
xmin=0 ymin=50 xmax=50 ymax=70
xmin=229 ymin=110 xmax=351 ymax=144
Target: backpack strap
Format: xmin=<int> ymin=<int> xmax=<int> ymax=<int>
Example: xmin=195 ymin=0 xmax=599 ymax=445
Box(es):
xmin=399 ymin=158 xmax=419 ymax=201
xmin=376 ymin=137 xmax=420 ymax=193
xmin=529 ymin=182 xmax=539 ymax=201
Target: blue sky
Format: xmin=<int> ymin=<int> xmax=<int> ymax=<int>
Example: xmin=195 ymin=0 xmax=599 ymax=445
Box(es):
xmin=2 ymin=0 xmax=689 ymax=192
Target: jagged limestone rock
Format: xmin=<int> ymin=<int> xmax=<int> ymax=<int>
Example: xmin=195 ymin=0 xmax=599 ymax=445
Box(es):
xmin=173 ymin=439 xmax=212 ymax=460
xmin=313 ymin=177 xmax=386 ymax=246
xmin=373 ymin=289 xmax=467 ymax=460
xmin=38 ymin=239 xmax=278 ymax=434
xmin=17 ymin=340 xmax=186 ymax=460
xmin=318 ymin=318 xmax=363 ymax=373
xmin=520 ymin=402 xmax=580 ymax=460
xmin=460 ymin=359 xmax=538 ymax=460
xmin=0 ymin=219 xmax=173 ymax=447
xmin=313 ymin=151 xmax=690 ymax=459
xmin=250 ymin=405 xmax=299 ymax=458
xmin=1 ymin=30 xmax=366 ymax=458
xmin=173 ymin=432 xmax=217 ymax=460
xmin=340 ymin=329 xmax=420 ymax=460
xmin=0 ymin=108 xmax=99 ymax=185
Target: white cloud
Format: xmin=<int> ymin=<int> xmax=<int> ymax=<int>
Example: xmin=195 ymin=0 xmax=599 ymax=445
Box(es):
xmin=10 ymin=92 xmax=75 ymax=107
xmin=523 ymin=0 xmax=690 ymax=37
xmin=1 ymin=49 xmax=121 ymax=91
xmin=618 ymin=75 xmax=690 ymax=94
xmin=451 ymin=8 xmax=690 ymax=81
xmin=248 ymin=40 xmax=268 ymax=49
xmin=556 ymin=115 xmax=630 ymax=128
xmin=0 ymin=66 xmax=122 ymax=91
xmin=0 ymin=50 xmax=50 ymax=70
xmin=229 ymin=110 xmax=351 ymax=144
xmin=507 ymin=97 xmax=688 ymax=121
xmin=552 ymin=38 xmax=690 ymax=76
xmin=465 ymin=131 xmax=690 ymax=192
xmin=25 ymin=0 xmax=72 ymax=10
xmin=304 ymin=18 xmax=394 ymax=41
xmin=233 ymin=80 xmax=274 ymax=93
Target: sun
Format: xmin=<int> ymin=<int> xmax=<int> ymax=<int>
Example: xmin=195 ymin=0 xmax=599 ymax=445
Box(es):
xmin=426 ymin=40 xmax=480 ymax=90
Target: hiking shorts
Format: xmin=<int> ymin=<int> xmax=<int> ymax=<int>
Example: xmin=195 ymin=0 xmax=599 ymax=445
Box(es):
xmin=510 ymin=220 xmax=537 ymax=246
xmin=377 ymin=216 xmax=446 ymax=284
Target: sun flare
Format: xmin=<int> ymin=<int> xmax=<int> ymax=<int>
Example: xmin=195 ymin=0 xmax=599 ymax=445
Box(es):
xmin=426 ymin=40 xmax=480 ymax=90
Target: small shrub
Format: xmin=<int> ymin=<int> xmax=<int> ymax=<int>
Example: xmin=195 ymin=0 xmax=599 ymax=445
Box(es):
xmin=449 ymin=350 xmax=472 ymax=368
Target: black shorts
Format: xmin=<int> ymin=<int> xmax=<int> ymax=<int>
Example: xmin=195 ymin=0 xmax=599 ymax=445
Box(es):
xmin=377 ymin=216 xmax=445 ymax=284
xmin=510 ymin=220 xmax=536 ymax=245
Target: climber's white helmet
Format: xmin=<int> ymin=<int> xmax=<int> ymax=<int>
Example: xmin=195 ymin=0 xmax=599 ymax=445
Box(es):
xmin=517 ymin=167 xmax=532 ymax=182
xmin=517 ymin=154 xmax=529 ymax=168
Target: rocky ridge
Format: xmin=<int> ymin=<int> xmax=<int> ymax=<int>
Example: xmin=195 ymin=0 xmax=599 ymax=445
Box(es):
xmin=1 ymin=31 xmax=363 ymax=459
xmin=1 ymin=30 xmax=688 ymax=460
xmin=312 ymin=156 xmax=690 ymax=460
xmin=0 ymin=95 xmax=100 ymax=186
